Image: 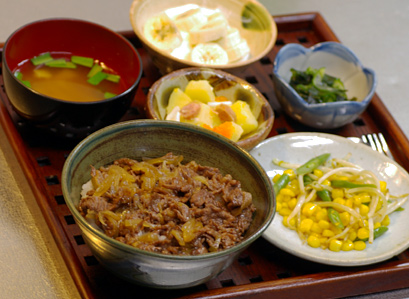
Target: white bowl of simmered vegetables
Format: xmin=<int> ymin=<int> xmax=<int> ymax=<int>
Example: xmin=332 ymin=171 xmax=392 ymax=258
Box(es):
xmin=272 ymin=42 xmax=377 ymax=129
xmin=61 ymin=120 xmax=275 ymax=288
xmin=250 ymin=132 xmax=409 ymax=266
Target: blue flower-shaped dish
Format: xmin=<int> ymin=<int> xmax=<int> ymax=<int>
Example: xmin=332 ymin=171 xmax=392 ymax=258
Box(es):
xmin=272 ymin=42 xmax=377 ymax=129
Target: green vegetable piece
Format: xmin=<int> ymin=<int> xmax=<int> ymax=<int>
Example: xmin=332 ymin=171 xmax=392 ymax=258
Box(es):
xmin=328 ymin=208 xmax=344 ymax=229
xmin=104 ymin=92 xmax=117 ymax=99
xmin=359 ymin=226 xmax=388 ymax=242
xmin=331 ymin=180 xmax=377 ymax=189
xmin=87 ymin=64 xmax=103 ymax=78
xmin=273 ymin=173 xmax=290 ymax=195
xmin=296 ymin=153 xmax=330 ymax=175
xmin=21 ymin=80 xmax=31 ymax=88
xmin=106 ymin=74 xmax=121 ymax=83
xmin=71 ymin=55 xmax=94 ymax=67
xmin=303 ymin=175 xmax=314 ymax=185
xmin=31 ymin=52 xmax=53 ymax=66
xmin=88 ymin=71 xmax=108 ymax=85
xmin=45 ymin=59 xmax=77 ymax=68
xmin=317 ymin=189 xmax=332 ymax=202
xmin=395 ymin=207 xmax=405 ymax=212
xmin=14 ymin=71 xmax=23 ymax=80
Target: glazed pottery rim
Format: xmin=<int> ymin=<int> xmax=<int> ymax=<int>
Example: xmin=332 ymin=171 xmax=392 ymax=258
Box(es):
xmin=62 ymin=119 xmax=275 ymax=260
xmin=129 ymin=0 xmax=277 ymax=70
xmin=2 ymin=17 xmax=143 ymax=105
xmin=273 ymin=41 xmax=377 ymax=109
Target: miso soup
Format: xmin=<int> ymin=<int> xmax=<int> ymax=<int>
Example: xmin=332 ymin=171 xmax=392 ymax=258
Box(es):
xmin=14 ymin=52 xmax=126 ymax=102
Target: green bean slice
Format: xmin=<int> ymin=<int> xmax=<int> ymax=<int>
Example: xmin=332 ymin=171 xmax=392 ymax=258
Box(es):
xmin=317 ymin=189 xmax=332 ymax=202
xmin=331 ymin=180 xmax=377 ymax=189
xmin=273 ymin=173 xmax=290 ymax=195
xmin=359 ymin=226 xmax=388 ymax=242
xmin=328 ymin=208 xmax=344 ymax=229
xmin=296 ymin=153 xmax=330 ymax=175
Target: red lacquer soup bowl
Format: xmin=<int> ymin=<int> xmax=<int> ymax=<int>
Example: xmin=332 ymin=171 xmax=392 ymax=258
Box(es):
xmin=2 ymin=18 xmax=143 ymax=139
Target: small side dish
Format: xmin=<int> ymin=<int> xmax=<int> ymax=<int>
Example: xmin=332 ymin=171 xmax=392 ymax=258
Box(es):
xmin=79 ymin=152 xmax=256 ymax=255
xmin=250 ymin=132 xmax=409 ymax=266
xmin=273 ymin=153 xmax=407 ymax=252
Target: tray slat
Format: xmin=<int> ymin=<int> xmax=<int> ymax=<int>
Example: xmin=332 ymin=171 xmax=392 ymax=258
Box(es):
xmin=1 ymin=12 xmax=409 ymax=299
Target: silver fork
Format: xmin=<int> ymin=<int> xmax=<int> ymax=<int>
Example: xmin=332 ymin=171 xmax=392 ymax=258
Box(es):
xmin=361 ymin=133 xmax=395 ymax=160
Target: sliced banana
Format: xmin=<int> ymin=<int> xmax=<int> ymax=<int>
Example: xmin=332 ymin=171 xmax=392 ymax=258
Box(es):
xmin=173 ymin=8 xmax=207 ymax=32
xmin=189 ymin=18 xmax=229 ymax=45
xmin=144 ymin=13 xmax=182 ymax=52
xmin=217 ymin=27 xmax=242 ymax=49
xmin=191 ymin=43 xmax=229 ymax=65
xmin=225 ymin=38 xmax=250 ymax=62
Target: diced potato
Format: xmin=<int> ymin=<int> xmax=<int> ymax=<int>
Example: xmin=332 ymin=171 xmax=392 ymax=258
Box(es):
xmin=183 ymin=102 xmax=219 ymax=127
xmin=166 ymin=88 xmax=192 ymax=116
xmin=231 ymin=100 xmax=258 ymax=135
xmin=184 ymin=80 xmax=215 ymax=103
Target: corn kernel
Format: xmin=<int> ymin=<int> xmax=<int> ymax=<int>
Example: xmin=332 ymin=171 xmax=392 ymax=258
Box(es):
xmin=381 ymin=215 xmax=390 ymax=226
xmin=354 ymin=240 xmax=366 ymax=251
xmin=302 ymin=203 xmax=318 ymax=217
xmin=329 ymin=239 xmax=343 ymax=252
xmin=283 ymin=169 xmax=296 ymax=180
xmin=348 ymin=230 xmax=357 ymax=241
xmin=276 ymin=194 xmax=284 ymax=203
xmin=311 ymin=222 xmax=323 ymax=234
xmin=340 ymin=212 xmax=350 ymax=226
xmin=357 ymin=227 xmax=369 ymax=240
xmin=360 ymin=204 xmax=369 ymax=216
xmin=331 ymin=188 xmax=344 ymax=199
xmin=333 ymin=197 xmax=346 ymax=206
xmin=358 ymin=219 xmax=368 ymax=228
xmin=276 ymin=202 xmax=282 ymax=212
xmin=280 ymin=188 xmax=295 ymax=197
xmin=299 ymin=218 xmax=314 ymax=233
xmin=330 ymin=225 xmax=342 ymax=235
xmin=316 ymin=209 xmax=329 ymax=221
xmin=359 ymin=193 xmax=371 ymax=204
xmin=313 ymin=169 xmax=324 ymax=178
xmin=353 ymin=196 xmax=362 ymax=206
xmin=321 ymin=179 xmax=331 ymax=186
xmin=322 ymin=229 xmax=335 ymax=237
xmin=307 ymin=235 xmax=321 ymax=248
xmin=379 ymin=181 xmax=387 ymax=193
xmin=345 ymin=198 xmax=354 ymax=208
xmin=318 ymin=219 xmax=330 ymax=230
xmin=374 ymin=222 xmax=381 ymax=229
xmin=282 ymin=202 xmax=289 ymax=209
xmin=272 ymin=174 xmax=281 ymax=183
xmin=288 ymin=198 xmax=297 ymax=210
xmin=342 ymin=240 xmax=354 ymax=251
xmin=279 ymin=207 xmax=292 ymax=216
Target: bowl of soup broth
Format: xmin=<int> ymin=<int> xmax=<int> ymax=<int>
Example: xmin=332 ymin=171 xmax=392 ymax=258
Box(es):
xmin=2 ymin=18 xmax=143 ymax=139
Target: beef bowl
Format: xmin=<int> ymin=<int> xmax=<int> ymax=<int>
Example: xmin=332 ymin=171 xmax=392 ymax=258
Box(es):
xmin=61 ymin=119 xmax=275 ymax=289
xmin=2 ymin=18 xmax=143 ymax=139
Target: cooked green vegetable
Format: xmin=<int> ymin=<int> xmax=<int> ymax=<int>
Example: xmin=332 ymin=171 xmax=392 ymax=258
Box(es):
xmin=104 ymin=92 xmax=117 ymax=99
xmin=317 ymin=189 xmax=332 ymax=202
xmin=45 ymin=59 xmax=77 ymax=68
xmin=87 ymin=71 xmax=108 ymax=85
xmin=296 ymin=153 xmax=330 ymax=175
xmin=106 ymin=74 xmax=121 ymax=83
xmin=289 ymin=67 xmax=357 ymax=104
xmin=71 ymin=55 xmax=94 ymax=67
xmin=359 ymin=226 xmax=388 ymax=242
xmin=87 ymin=64 xmax=103 ymax=78
xmin=328 ymin=208 xmax=344 ymax=229
xmin=273 ymin=173 xmax=290 ymax=195
xmin=331 ymin=180 xmax=377 ymax=189
xmin=30 ymin=52 xmax=54 ymax=66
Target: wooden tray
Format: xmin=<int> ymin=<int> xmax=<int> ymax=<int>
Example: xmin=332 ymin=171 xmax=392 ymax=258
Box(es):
xmin=2 ymin=12 xmax=409 ymax=299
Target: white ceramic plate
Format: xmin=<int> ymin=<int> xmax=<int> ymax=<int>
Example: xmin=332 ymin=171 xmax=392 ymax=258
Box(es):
xmin=249 ymin=132 xmax=409 ymax=266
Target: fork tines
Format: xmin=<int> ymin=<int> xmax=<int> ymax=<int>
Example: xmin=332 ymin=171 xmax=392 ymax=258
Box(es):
xmin=362 ymin=133 xmax=394 ymax=160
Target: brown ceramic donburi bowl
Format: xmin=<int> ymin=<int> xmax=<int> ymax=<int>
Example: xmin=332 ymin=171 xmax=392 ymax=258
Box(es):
xmin=146 ymin=67 xmax=274 ymax=151
xmin=2 ymin=18 xmax=143 ymax=139
xmin=61 ymin=119 xmax=275 ymax=289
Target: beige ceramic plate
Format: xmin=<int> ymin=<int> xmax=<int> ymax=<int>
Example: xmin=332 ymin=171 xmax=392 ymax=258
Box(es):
xmin=250 ymin=132 xmax=409 ymax=266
